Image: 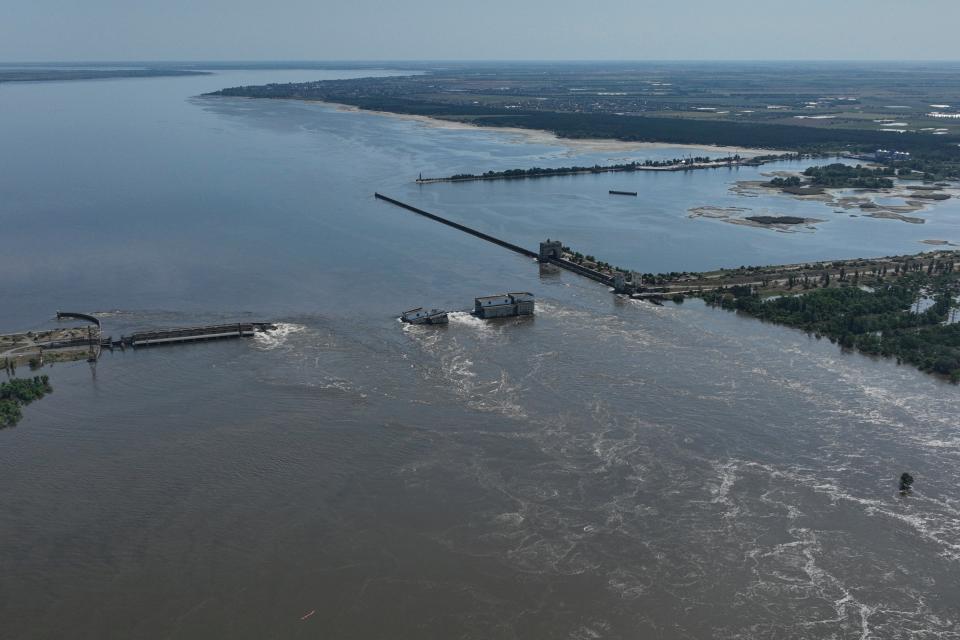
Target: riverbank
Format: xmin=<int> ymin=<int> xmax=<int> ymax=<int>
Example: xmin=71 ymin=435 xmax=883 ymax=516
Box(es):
xmin=654 ymin=249 xmax=960 ymax=296
xmin=1 ymin=327 xmax=98 ymax=369
xmin=702 ymin=269 xmax=960 ymax=383
xmin=320 ymin=101 xmax=780 ymax=156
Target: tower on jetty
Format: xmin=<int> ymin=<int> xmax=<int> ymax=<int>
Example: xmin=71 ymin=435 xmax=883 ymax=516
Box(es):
xmin=613 ymin=271 xmax=644 ymax=294
xmin=539 ymin=239 xmax=563 ymax=262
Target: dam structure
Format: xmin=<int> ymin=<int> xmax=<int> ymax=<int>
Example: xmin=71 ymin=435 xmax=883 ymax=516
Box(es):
xmin=374 ymin=194 xmax=614 ymax=287
xmin=117 ymin=323 xmax=275 ymax=348
xmin=374 ymin=193 xmax=537 ymax=259
xmin=474 ymin=293 xmax=535 ymax=319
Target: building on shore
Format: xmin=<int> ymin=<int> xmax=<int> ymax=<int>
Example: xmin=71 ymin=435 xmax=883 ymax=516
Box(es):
xmin=875 ymin=148 xmax=911 ymax=162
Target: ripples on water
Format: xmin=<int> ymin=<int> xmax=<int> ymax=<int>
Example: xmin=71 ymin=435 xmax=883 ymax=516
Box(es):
xmin=1 ymin=69 xmax=959 ymax=639
xmin=387 ymin=295 xmax=960 ymax=637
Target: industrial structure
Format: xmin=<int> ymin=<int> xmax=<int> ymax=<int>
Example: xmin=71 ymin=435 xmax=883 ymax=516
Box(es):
xmin=474 ymin=293 xmax=535 ymax=319
xmin=401 ymin=308 xmax=449 ymax=325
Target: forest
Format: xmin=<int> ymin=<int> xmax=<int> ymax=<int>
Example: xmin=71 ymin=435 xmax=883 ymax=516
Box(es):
xmin=703 ymin=270 xmax=960 ymax=382
xmin=208 ymin=63 xmax=960 ymax=161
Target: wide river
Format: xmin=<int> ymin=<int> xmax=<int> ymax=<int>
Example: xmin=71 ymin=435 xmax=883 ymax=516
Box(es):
xmin=1 ymin=69 xmax=958 ymax=639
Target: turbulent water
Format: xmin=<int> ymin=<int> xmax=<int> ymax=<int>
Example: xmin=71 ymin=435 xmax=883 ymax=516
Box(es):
xmin=1 ymin=69 xmax=958 ymax=639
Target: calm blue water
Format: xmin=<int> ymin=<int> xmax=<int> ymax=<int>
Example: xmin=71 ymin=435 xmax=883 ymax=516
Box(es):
xmin=1 ymin=69 xmax=958 ymax=639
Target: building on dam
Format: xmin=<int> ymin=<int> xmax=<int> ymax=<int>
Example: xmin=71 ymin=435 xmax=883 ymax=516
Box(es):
xmin=474 ymin=293 xmax=535 ymax=319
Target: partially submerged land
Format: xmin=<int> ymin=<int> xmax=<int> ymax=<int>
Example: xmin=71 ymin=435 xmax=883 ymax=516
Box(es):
xmin=555 ymin=242 xmax=960 ymax=381
xmin=210 ymin=64 xmax=960 ymax=234
xmin=634 ymin=250 xmax=960 ymax=296
xmin=703 ymin=270 xmax=960 ymax=383
xmin=0 ymin=376 xmax=52 ymax=428
xmin=771 ymin=163 xmax=896 ymax=191
xmin=1 ymin=316 xmax=278 ymax=427
xmin=719 ymin=161 xmax=959 ymax=228
xmin=1 ymin=326 xmax=99 ymax=369
xmin=688 ymin=206 xmax=824 ymax=232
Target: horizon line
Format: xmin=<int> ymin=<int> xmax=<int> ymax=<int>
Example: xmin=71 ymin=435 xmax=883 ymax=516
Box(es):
xmin=4 ymin=58 xmax=960 ymax=65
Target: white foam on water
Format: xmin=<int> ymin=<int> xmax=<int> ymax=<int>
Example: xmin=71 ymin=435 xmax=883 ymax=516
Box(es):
xmin=775 ymin=469 xmax=960 ymax=563
xmin=709 ymin=460 xmax=740 ymax=519
xmin=400 ymin=320 xmax=443 ymax=349
xmin=447 ymin=311 xmax=502 ymax=338
xmin=253 ymin=322 xmax=306 ymax=350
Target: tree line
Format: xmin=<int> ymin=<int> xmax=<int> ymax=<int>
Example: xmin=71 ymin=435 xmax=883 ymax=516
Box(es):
xmin=1 ymin=375 xmax=53 ymax=428
xmin=206 ymin=84 xmax=960 ymax=161
xmin=440 ymin=156 xmax=741 ymax=181
xmin=703 ymin=271 xmax=960 ymax=382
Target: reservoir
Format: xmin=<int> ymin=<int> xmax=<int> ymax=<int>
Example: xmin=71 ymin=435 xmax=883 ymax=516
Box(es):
xmin=1 ymin=68 xmax=958 ymax=639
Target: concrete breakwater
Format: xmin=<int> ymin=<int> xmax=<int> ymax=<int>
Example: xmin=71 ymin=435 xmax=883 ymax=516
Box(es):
xmin=56 ymin=311 xmax=101 ymax=327
xmin=374 ymin=193 xmax=538 ymax=259
xmin=373 ymin=194 xmax=960 ymax=307
xmin=374 ymin=194 xmax=613 ymax=287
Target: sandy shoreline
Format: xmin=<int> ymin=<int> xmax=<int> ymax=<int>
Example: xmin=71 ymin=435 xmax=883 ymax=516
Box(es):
xmin=688 ymin=205 xmax=822 ymax=232
xmin=318 ymin=101 xmax=777 ymax=156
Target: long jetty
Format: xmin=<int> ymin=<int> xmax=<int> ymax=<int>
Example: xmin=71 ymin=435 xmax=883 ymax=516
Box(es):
xmin=56 ymin=311 xmax=101 ymax=327
xmin=374 ymin=193 xmax=614 ymax=286
xmin=374 ymin=193 xmax=538 ymax=259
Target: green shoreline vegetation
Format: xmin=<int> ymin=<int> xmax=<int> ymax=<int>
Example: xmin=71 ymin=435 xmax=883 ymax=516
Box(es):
xmin=771 ymin=163 xmax=896 ymax=190
xmin=426 ymin=155 xmax=768 ymax=182
xmin=702 ymin=269 xmax=960 ymax=383
xmin=205 ymin=66 xmax=960 ymax=382
xmin=212 ymin=87 xmax=960 ymax=158
xmin=206 ymin=64 xmax=960 ymax=161
xmin=0 ymin=375 xmax=52 ymax=428
xmin=548 ymin=242 xmax=959 ymax=382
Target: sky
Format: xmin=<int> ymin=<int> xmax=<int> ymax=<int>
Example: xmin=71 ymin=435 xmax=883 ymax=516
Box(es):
xmin=2 ymin=0 xmax=959 ymax=62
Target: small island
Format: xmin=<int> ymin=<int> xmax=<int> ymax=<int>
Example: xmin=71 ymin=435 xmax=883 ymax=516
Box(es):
xmin=744 ymin=215 xmax=807 ymax=225
xmin=769 ymin=163 xmax=896 ymax=192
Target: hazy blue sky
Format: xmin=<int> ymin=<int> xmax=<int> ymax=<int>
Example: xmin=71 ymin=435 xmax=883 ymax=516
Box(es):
xmin=2 ymin=0 xmax=958 ymax=62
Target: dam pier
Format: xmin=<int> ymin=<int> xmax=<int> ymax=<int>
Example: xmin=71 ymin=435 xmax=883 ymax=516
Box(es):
xmin=3 ymin=315 xmax=277 ymax=370
xmin=374 ymin=193 xmax=614 ymax=286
